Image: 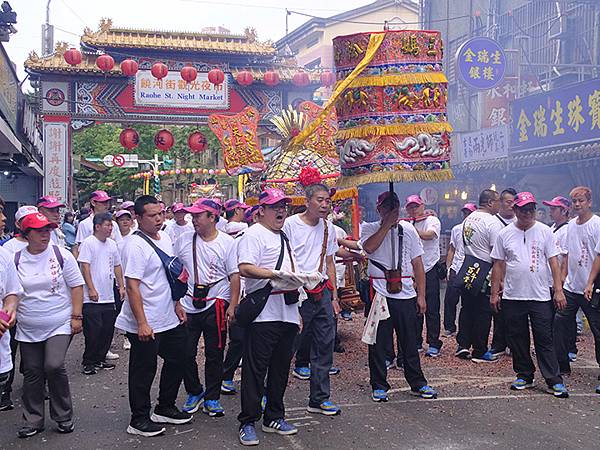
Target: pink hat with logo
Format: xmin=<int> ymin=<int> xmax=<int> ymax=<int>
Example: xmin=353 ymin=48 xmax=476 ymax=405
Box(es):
xmin=376 ymin=191 xmax=399 ymax=207
xmin=244 ymin=205 xmax=260 ymax=222
xmin=90 ymin=190 xmax=112 ymax=202
xmin=514 ymin=192 xmax=537 ymax=207
xmin=120 ymin=201 xmax=135 ymax=210
xmin=405 ymin=194 xmax=424 ymax=208
xmin=224 ymin=199 xmax=251 ymax=211
xmin=461 ymin=203 xmax=477 ymax=212
xmin=36 ymin=196 xmax=66 ymax=209
xmin=258 ymin=188 xmax=292 ymax=206
xmin=542 ymin=196 xmax=571 ymax=210
xmin=115 ymin=209 xmax=132 ymax=219
xmin=15 ymin=205 xmax=39 ymax=223
xmin=172 ymin=202 xmax=186 ymax=213
xmin=184 ymin=198 xmax=222 ymax=215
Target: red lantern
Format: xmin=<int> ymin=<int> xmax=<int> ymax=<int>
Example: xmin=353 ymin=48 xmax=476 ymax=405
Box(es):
xmin=188 ymin=131 xmax=207 ymax=153
xmin=236 ymin=70 xmax=254 ymax=86
xmin=292 ymin=71 xmax=310 ymax=87
xmin=154 ymin=129 xmax=174 ymax=152
xmin=320 ymin=71 xmax=336 ymax=87
xmin=96 ymin=54 xmax=115 ymax=72
xmin=64 ymin=48 xmax=82 ymax=66
xmin=151 ymin=62 xmax=169 ymax=80
xmin=119 ymin=128 xmax=139 ymax=150
xmin=120 ymin=59 xmax=139 ymax=77
xmin=208 ymin=68 xmax=225 ymax=85
xmin=180 ymin=65 xmax=198 ymax=83
xmin=263 ymin=71 xmax=280 ymax=87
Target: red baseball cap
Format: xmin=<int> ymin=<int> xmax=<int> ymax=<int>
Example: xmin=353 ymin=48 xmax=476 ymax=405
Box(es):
xmin=461 ymin=203 xmax=477 ymax=213
xmin=514 ymin=191 xmax=537 ymax=208
xmin=184 ymin=198 xmax=222 ymax=215
xmin=224 ymin=199 xmax=251 ymax=211
xmin=376 ymin=191 xmax=399 ymax=207
xmin=36 ymin=196 xmax=66 ymax=209
xmin=90 ymin=190 xmax=112 ymax=202
xmin=542 ymin=196 xmax=571 ymax=210
xmin=405 ymin=194 xmax=424 ymax=208
xmin=20 ymin=212 xmax=59 ymax=232
xmin=258 ymin=188 xmax=292 ymax=206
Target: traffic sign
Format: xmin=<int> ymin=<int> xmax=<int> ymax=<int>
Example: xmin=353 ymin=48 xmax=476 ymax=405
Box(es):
xmin=102 ymin=154 xmax=139 ymax=168
xmin=113 ymin=154 xmax=125 ymax=167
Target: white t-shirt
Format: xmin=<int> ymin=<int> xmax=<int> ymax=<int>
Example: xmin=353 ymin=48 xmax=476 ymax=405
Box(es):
xmin=412 ymin=215 xmax=441 ymax=272
xmin=564 ymin=215 xmax=600 ymax=294
xmin=76 ymin=215 xmax=123 ymax=245
xmin=360 ymin=221 xmax=424 ymax=299
xmin=221 ymin=220 xmax=248 ymax=236
xmin=15 ymin=246 xmax=84 ymax=342
xmin=491 ymin=222 xmax=558 ymax=301
xmin=283 ymin=214 xmax=338 ymax=276
xmin=548 ymin=221 xmax=569 ymax=287
xmin=115 ymin=231 xmax=180 ymax=334
xmin=1 ymin=237 xmax=28 ymax=255
xmin=0 ymin=247 xmax=22 ymax=373
xmin=462 ymin=210 xmax=504 ymax=263
xmin=50 ymin=228 xmax=66 ymax=248
xmin=164 ymin=220 xmax=194 ymax=246
xmin=174 ymin=230 xmax=238 ymax=314
xmin=449 ymin=223 xmax=465 ymax=273
xmin=333 ymin=224 xmax=348 ymax=288
xmin=495 ymin=214 xmax=517 ymax=227
xmin=78 ymin=235 xmax=121 ymax=304
xmin=237 ymin=223 xmax=300 ymax=325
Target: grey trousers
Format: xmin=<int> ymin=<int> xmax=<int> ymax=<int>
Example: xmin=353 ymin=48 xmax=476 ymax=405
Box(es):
xmin=19 ymin=334 xmax=73 ymax=428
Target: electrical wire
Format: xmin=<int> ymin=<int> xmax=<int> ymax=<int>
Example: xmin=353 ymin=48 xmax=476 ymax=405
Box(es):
xmin=287 ymin=9 xmax=471 ymax=26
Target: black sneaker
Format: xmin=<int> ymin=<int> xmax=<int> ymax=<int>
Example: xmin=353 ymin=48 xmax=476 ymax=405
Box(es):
xmin=57 ymin=420 xmax=74 ymax=433
xmin=454 ymin=347 xmax=471 ymax=360
xmin=94 ymin=361 xmax=116 ymax=370
xmin=18 ymin=426 xmax=44 ymax=439
xmin=0 ymin=392 xmax=14 ymax=411
xmin=82 ymin=365 xmax=97 ymax=375
xmin=127 ymin=420 xmax=166 ymax=437
xmin=151 ymin=405 xmax=193 ymax=425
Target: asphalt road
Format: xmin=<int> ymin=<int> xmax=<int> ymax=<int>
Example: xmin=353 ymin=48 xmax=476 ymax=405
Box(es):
xmin=1 ymin=315 xmax=599 ymax=450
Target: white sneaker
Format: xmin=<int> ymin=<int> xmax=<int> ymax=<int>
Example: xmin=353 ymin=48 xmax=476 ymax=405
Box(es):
xmin=123 ymin=338 xmax=131 ymax=350
xmin=106 ymin=351 xmax=120 ymax=360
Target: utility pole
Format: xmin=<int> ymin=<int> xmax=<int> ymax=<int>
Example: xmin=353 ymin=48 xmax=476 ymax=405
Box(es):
xmin=41 ymin=0 xmax=53 ymax=55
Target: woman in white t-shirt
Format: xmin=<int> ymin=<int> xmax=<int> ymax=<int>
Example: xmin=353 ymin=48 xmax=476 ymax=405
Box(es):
xmin=14 ymin=213 xmax=84 ymax=439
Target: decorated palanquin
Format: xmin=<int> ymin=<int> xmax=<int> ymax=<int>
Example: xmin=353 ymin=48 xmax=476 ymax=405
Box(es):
xmin=332 ymin=30 xmax=453 ymax=187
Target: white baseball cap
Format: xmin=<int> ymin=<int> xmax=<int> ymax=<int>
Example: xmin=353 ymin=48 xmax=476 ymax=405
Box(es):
xmin=15 ymin=205 xmax=39 ymax=223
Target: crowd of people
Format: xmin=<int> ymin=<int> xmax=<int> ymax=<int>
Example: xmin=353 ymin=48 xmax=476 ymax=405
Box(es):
xmin=0 ymin=183 xmax=598 ymax=446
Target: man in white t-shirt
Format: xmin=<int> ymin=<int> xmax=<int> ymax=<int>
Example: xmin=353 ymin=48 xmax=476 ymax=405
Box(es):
xmin=456 ymin=189 xmax=503 ymax=362
xmin=283 ymin=184 xmax=341 ymax=416
xmin=36 ymin=196 xmax=67 ymax=248
xmin=174 ymin=198 xmax=240 ymax=418
xmin=443 ymin=203 xmax=476 ymax=336
xmin=554 ymin=186 xmax=600 ymax=385
xmin=78 ymin=212 xmax=125 ymax=375
xmin=74 ymin=190 xmax=122 ymax=257
xmin=236 ymin=188 xmax=299 ymax=446
xmin=164 ymin=203 xmax=193 ymax=245
xmin=405 ymin=194 xmax=443 ymax=357
xmin=115 ymin=196 xmax=191 ymax=437
xmin=219 ymin=199 xmax=251 ymax=236
xmin=361 ymin=191 xmax=437 ymax=403
xmin=490 ymin=192 xmax=569 ymax=398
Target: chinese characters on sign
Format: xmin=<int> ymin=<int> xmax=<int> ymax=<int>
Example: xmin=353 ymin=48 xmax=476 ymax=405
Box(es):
xmin=510 ymin=78 xmax=600 ymax=151
xmin=135 ymin=70 xmax=229 ymax=109
xmin=456 ymin=37 xmax=506 ymax=90
xmin=481 ymin=76 xmax=539 ymax=128
xmin=457 ymin=125 xmax=509 ymax=163
xmin=43 ymin=122 xmax=68 ymax=203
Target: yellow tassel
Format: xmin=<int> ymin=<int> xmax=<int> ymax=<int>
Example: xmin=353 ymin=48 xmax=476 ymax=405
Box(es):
xmin=336 ymin=169 xmax=454 ymax=188
xmin=339 ymin=72 xmax=448 ymax=89
xmin=337 ymin=122 xmax=453 ymax=140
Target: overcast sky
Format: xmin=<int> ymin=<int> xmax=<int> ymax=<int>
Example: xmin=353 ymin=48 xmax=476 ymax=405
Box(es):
xmin=7 ymin=0 xmax=375 ymax=87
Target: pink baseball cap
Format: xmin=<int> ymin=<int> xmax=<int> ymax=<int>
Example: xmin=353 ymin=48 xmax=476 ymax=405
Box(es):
xmin=542 ymin=196 xmax=572 ymax=210
xmin=405 ymin=194 xmax=424 ymax=208
xmin=184 ymin=198 xmax=222 ymax=215
xmin=120 ymin=201 xmax=135 ymax=210
xmin=461 ymin=203 xmax=477 ymax=213
xmin=376 ymin=191 xmax=399 ymax=207
xmin=90 ymin=190 xmax=112 ymax=202
xmin=258 ymin=188 xmax=292 ymax=206
xmin=15 ymin=205 xmax=39 ymax=223
xmin=224 ymin=199 xmax=251 ymax=211
xmin=115 ymin=209 xmax=132 ymax=219
xmin=172 ymin=202 xmax=186 ymax=213
xmin=36 ymin=196 xmax=66 ymax=209
xmin=244 ymin=205 xmax=260 ymax=222
xmin=514 ymin=191 xmax=537 ymax=208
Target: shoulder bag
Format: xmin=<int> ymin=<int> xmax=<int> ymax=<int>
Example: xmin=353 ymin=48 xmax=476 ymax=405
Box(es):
xmin=370 ymin=225 xmax=404 ymax=294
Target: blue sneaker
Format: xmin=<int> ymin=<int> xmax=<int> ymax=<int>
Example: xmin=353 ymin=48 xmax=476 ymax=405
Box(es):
xmin=385 ymin=359 xmax=395 ymax=370
xmin=329 ymin=366 xmax=341 ymax=376
xmin=239 ymin=423 xmax=259 ymax=446
xmin=471 ymin=351 xmax=499 ymax=363
xmin=510 ymin=378 xmax=535 ymax=390
xmin=261 ymin=395 xmax=266 ymax=412
xmin=340 ymin=310 xmax=352 ymax=321
xmin=547 ymin=383 xmax=569 ymax=398
xmin=182 ymin=392 xmax=204 ymax=414
xmin=425 ymin=347 xmax=441 ymax=358
xmin=262 ymin=418 xmax=298 ymax=435
xmin=371 ymin=389 xmax=389 ymax=402
xmin=307 ymin=400 xmax=341 ymax=416
xmin=292 ymin=367 xmax=310 ymax=380
xmin=221 ymin=380 xmax=236 ymax=395
xmin=568 ymin=352 xmax=577 ymax=362
xmin=203 ymin=399 xmax=225 ymax=417
xmin=596 ymin=385 xmax=600 ymax=394
xmin=412 ymin=385 xmax=438 ymax=399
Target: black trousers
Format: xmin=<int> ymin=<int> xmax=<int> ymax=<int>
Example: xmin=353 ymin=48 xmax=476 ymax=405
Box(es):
xmin=126 ymin=324 xmax=187 ymax=424
xmin=416 ymin=267 xmax=442 ymax=349
xmin=238 ymin=321 xmax=298 ymax=425
xmin=491 ymin=309 xmax=508 ymax=352
xmin=503 ymin=300 xmax=562 ymax=386
xmin=554 ymin=290 xmax=600 ymax=374
xmin=456 ymin=290 xmax=492 ymax=358
xmin=222 ymin=321 xmax=245 ymax=382
xmin=183 ymin=304 xmax=227 ymax=400
xmin=369 ymin=297 xmax=428 ymax=392
xmin=443 ymin=270 xmax=461 ymax=333
xmin=82 ymin=303 xmax=116 ymax=366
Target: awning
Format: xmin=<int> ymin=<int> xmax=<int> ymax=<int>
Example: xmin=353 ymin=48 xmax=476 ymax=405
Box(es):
xmin=0 ymin=118 xmax=22 ymax=155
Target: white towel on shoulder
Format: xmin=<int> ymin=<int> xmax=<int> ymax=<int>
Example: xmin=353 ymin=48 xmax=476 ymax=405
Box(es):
xmin=361 ymin=292 xmax=390 ymax=345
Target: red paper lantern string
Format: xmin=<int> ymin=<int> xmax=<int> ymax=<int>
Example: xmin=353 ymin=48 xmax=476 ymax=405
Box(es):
xmin=120 ymin=59 xmax=139 ymax=77
xmin=151 ymin=62 xmax=169 ymax=80
xmin=96 ymin=54 xmax=115 ymax=72
xmin=64 ymin=48 xmax=82 ymax=66
xmin=208 ymin=68 xmax=225 ymax=85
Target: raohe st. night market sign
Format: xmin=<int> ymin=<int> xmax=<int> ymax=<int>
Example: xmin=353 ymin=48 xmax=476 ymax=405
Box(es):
xmin=456 ymin=37 xmax=506 ymax=90
xmin=510 ymin=78 xmax=600 ymax=152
